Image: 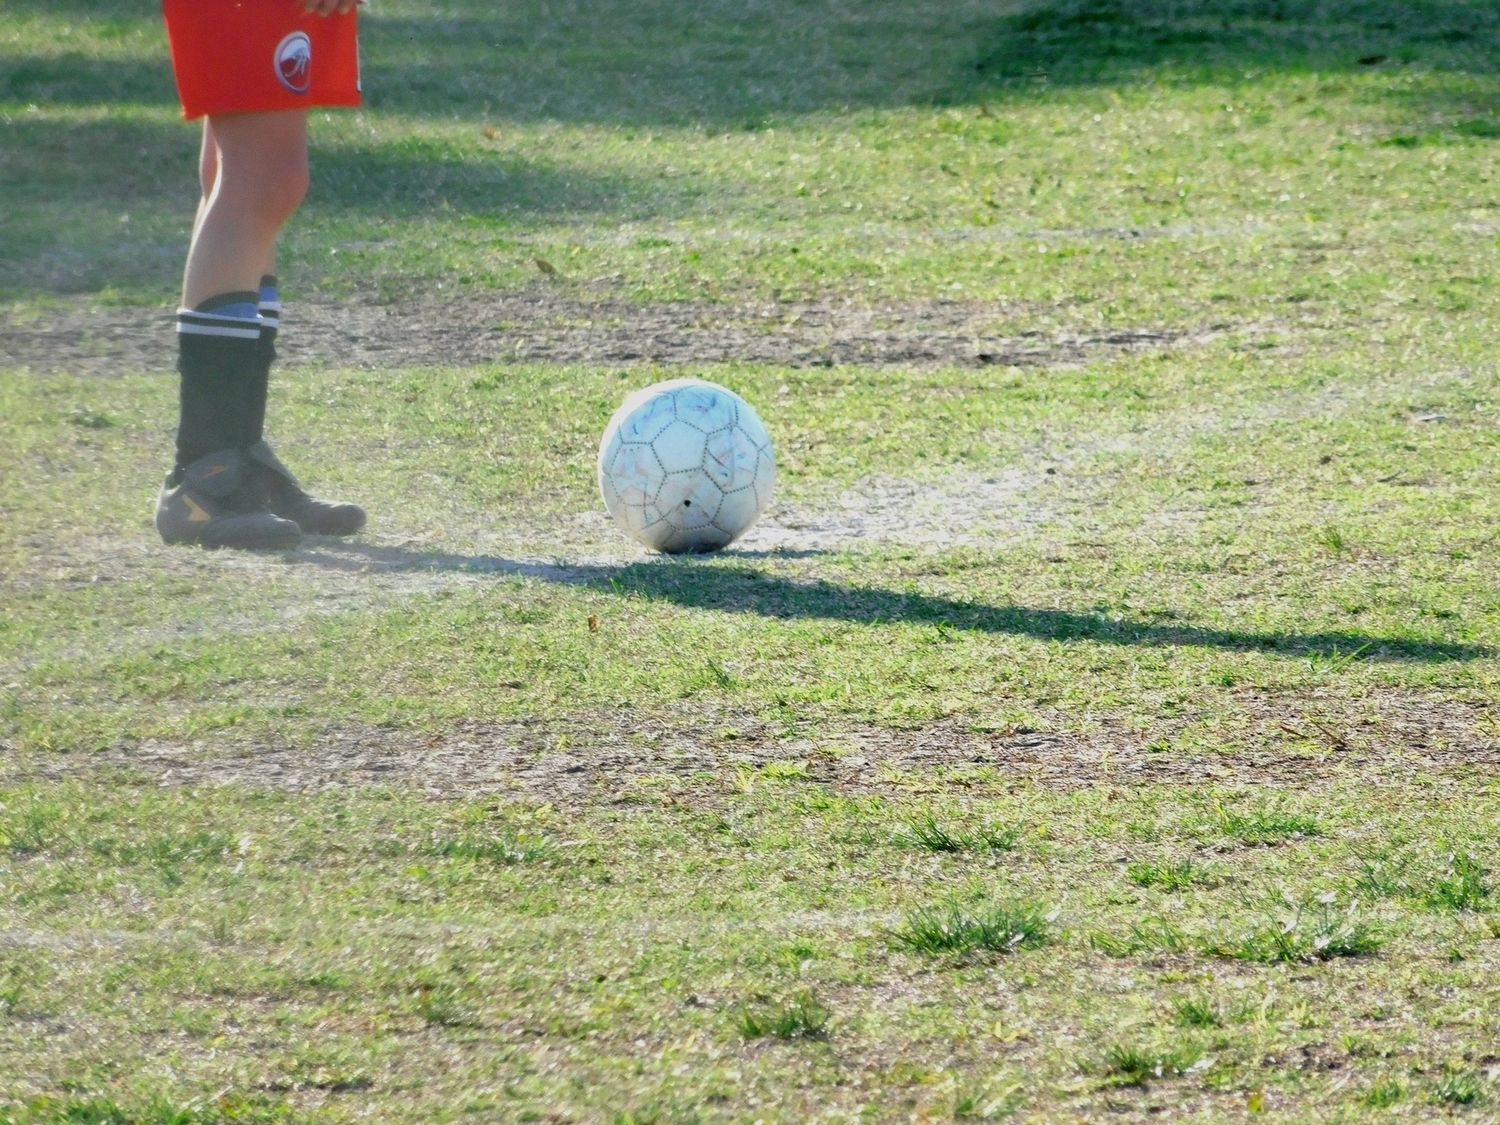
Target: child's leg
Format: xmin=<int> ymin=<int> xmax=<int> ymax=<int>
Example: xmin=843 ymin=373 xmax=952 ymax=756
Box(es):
xmin=182 ymin=110 xmax=307 ymax=307
xmin=191 ymin=121 xmax=212 ymax=246
xmin=157 ymin=110 xmax=312 ymax=549
xmin=157 ymin=0 xmax=366 ymax=549
xmin=161 ymin=107 xmax=365 ymax=546
xmin=197 ymin=124 xmax=284 ymax=343
xmin=173 ymin=110 xmax=308 ymax=473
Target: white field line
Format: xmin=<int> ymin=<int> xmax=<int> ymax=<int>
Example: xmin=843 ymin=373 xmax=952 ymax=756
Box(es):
xmin=4 ymin=361 xmax=1487 ymax=621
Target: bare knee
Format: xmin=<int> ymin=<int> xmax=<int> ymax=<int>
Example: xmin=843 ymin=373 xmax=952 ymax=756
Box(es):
xmin=260 ymin=149 xmax=310 ymax=222
xmin=208 ymin=112 xmax=311 ymax=232
xmin=216 ymin=147 xmax=309 ymax=230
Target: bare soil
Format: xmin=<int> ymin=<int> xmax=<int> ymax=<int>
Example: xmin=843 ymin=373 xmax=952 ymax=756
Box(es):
xmin=16 ymin=694 xmax=1495 ymax=806
xmin=2 ymin=291 xmax=1197 ymax=374
xmin=8 ymin=293 xmax=1491 ymax=806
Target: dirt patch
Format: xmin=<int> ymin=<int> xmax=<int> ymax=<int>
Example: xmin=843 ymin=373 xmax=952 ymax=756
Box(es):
xmin=0 ymin=467 xmax=1087 ymax=612
xmin=758 ymin=469 xmax=1046 ymax=550
xmin=2 ymin=291 xmax=1200 ymax=374
xmin=18 ymin=694 xmax=1496 ymax=805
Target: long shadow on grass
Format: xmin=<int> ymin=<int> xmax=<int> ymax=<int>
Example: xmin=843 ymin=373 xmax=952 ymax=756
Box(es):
xmin=0 ymin=116 xmax=712 ymax=295
xmin=6 ymin=0 xmax=1498 ymax=126
xmin=0 ymin=117 xmax=703 ymax=219
xmin=299 ymin=544 xmax=1489 ymax=663
xmin=958 ymin=0 xmax=1499 ymax=96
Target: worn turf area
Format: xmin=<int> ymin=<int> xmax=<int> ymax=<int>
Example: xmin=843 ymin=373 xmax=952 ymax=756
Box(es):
xmin=3 ymin=0 xmax=1499 ymax=1120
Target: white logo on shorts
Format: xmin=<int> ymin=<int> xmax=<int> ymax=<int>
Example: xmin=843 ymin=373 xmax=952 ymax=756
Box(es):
xmin=275 ymin=31 xmax=312 ymax=94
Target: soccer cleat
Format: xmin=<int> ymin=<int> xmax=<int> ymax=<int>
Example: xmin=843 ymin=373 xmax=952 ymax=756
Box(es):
xmin=156 ymin=448 xmax=302 ymax=550
xmin=247 ymin=440 xmax=367 ymax=537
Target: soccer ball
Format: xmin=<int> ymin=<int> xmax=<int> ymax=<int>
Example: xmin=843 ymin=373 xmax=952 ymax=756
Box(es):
xmin=597 ymin=378 xmax=776 ymax=553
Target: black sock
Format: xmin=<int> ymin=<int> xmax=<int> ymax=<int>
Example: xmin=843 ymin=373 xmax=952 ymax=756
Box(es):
xmin=254 ymin=275 xmax=281 ymax=444
xmin=173 ymin=292 xmax=271 ymax=476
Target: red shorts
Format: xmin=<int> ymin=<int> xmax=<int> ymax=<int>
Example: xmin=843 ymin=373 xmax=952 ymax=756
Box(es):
xmin=162 ymin=1 xmax=362 ymax=120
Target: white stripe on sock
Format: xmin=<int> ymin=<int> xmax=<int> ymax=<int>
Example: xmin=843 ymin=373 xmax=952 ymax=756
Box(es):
xmin=176 ymin=306 xmax=265 ymax=339
xmin=176 ymin=322 xmax=264 ymax=339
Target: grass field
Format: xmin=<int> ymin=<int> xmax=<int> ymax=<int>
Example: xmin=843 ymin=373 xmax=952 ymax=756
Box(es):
xmin=3 ymin=0 xmax=1499 ymax=1120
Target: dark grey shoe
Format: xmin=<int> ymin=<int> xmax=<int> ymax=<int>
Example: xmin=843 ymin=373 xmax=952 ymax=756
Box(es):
xmin=247 ymin=440 xmax=367 ymax=537
xmin=156 ymin=448 xmax=302 ymax=550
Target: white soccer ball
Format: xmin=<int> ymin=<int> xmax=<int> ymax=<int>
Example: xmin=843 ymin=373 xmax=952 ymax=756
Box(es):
xmin=597 ymin=378 xmax=776 ymax=553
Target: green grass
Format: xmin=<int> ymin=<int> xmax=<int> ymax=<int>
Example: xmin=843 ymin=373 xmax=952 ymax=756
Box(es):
xmin=1171 ymin=996 xmax=1224 ymax=1029
xmin=1096 ymin=1040 xmax=1204 ymax=1087
xmin=1433 ymin=1067 xmax=1485 ymax=1107
xmin=1209 ymin=895 xmax=1385 ymax=964
xmin=734 ymin=990 xmax=831 ymax=1041
xmin=895 ymin=813 xmax=1022 ymax=853
xmin=1088 ymin=916 xmax=1188 ymax=958
xmin=1215 ymin=803 xmax=1326 ymax=846
xmin=1426 ymin=850 xmax=1492 ymax=912
xmin=889 ymin=900 xmax=1055 ymax=957
xmin=1125 ymin=857 xmax=1221 ymax=892
xmin=3 ymin=0 xmax=1500 ymax=1119
xmin=1363 ymin=1077 xmax=1407 ymax=1108
xmin=2 ymin=782 xmax=1499 ymax=1117
xmin=2 ymin=1095 xmax=298 ymax=1124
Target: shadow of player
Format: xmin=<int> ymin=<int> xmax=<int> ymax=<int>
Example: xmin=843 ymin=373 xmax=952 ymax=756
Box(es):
xmin=294 ymin=540 xmax=1490 ymax=664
